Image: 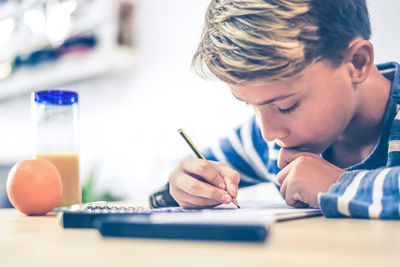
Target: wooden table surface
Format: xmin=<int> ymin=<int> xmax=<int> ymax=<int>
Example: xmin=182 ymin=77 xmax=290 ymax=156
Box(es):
xmin=1 ymin=209 xmax=399 ymax=267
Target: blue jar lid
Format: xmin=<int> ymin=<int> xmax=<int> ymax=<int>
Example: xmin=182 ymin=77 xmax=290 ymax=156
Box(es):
xmin=34 ymin=90 xmax=78 ymax=105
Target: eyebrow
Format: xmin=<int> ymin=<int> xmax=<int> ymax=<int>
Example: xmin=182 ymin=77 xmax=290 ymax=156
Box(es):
xmin=233 ymin=93 xmax=295 ymax=106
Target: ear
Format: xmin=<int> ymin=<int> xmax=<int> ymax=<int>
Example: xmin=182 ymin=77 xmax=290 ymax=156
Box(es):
xmin=344 ymin=39 xmax=374 ymax=84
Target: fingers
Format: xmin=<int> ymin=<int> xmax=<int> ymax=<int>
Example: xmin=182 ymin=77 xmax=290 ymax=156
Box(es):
xmin=178 ymin=174 xmax=232 ymax=202
xmin=178 ymin=200 xmax=198 ymax=209
xmin=276 ymin=164 xmax=290 ymax=185
xmin=279 ymin=176 xmax=287 ymax=198
xmin=284 ymin=189 xmax=309 ymax=208
xmin=173 ymin=187 xmax=222 ymax=208
xmin=181 ymin=158 xmax=226 ymax=190
xmin=169 ymin=158 xmax=235 ymax=208
xmin=213 ymin=163 xmax=240 ymax=198
xmin=292 ymin=201 xmax=309 ymax=208
xmin=169 ymin=158 xmax=241 ymax=208
xmin=279 ymin=169 xmax=309 ymax=208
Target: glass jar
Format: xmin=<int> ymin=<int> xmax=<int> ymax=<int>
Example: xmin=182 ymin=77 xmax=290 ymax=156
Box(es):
xmin=32 ymin=90 xmax=82 ymax=207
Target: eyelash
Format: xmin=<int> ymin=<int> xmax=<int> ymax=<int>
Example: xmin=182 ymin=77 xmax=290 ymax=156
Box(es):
xmin=278 ymin=103 xmax=299 ymax=114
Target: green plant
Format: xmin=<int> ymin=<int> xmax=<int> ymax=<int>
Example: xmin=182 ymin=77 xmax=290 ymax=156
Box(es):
xmin=81 ymin=167 xmax=123 ymax=203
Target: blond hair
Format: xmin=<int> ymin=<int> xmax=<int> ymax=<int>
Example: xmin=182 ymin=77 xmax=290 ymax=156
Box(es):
xmin=193 ymin=0 xmax=371 ymax=84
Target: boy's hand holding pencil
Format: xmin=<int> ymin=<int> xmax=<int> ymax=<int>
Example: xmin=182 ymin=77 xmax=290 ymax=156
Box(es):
xmin=168 ymin=129 xmax=240 ymax=209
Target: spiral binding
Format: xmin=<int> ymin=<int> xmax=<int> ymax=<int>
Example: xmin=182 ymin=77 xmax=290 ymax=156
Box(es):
xmin=81 ymin=201 xmax=193 ymax=214
xmin=83 ymin=203 xmax=146 ymax=214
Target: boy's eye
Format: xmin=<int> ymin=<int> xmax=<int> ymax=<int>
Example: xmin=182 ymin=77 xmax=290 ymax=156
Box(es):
xmin=278 ymin=102 xmax=299 ymax=114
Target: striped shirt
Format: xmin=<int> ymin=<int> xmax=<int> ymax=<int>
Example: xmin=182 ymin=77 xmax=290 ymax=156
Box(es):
xmin=202 ymin=62 xmax=400 ymax=219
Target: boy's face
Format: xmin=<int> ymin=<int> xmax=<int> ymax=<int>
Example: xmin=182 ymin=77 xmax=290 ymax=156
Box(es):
xmin=229 ymin=60 xmax=359 ymax=154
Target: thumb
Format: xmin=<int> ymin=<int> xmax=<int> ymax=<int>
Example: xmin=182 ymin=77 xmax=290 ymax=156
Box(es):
xmin=277 ymin=147 xmax=305 ymax=169
xmin=214 ymin=163 xmax=240 ymax=197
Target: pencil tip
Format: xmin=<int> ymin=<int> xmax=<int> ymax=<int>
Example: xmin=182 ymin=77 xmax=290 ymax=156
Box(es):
xmin=232 ymin=198 xmax=240 ymax=209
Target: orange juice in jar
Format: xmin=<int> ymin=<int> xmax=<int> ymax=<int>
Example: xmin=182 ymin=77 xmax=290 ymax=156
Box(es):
xmin=36 ymin=153 xmax=81 ymax=206
xmin=32 ymin=90 xmax=82 ymax=207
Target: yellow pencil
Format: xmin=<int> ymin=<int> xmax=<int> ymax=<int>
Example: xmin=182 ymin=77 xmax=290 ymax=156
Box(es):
xmin=178 ymin=129 xmax=240 ymax=209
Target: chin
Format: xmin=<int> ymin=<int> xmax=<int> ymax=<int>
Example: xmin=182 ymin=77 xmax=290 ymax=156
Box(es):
xmin=311 ymin=143 xmax=332 ymax=155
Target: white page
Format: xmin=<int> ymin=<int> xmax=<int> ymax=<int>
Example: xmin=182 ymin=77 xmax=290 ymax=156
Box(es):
xmin=81 ymin=183 xmax=321 ymax=224
xmin=149 ymin=183 xmax=322 ymax=225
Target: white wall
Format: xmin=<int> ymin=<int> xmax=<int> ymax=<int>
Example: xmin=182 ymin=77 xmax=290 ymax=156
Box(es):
xmin=369 ymin=0 xmax=400 ymax=63
xmin=0 ymin=0 xmax=399 ymax=204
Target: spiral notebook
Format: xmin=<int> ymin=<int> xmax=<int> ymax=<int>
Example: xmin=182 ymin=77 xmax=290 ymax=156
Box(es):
xmin=59 ymin=201 xmax=321 ymax=229
xmin=59 ymin=201 xmax=320 ymax=242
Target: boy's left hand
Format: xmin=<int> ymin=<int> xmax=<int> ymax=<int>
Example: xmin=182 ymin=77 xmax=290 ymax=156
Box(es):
xmin=276 ymin=148 xmax=346 ymax=208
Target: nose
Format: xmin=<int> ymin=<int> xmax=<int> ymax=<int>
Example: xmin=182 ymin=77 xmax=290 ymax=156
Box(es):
xmin=257 ymin=113 xmax=289 ymax=143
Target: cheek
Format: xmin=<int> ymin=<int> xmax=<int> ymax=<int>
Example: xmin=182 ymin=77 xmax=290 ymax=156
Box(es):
xmin=308 ymin=75 xmax=355 ymax=128
xmin=301 ymin=96 xmax=355 ymax=143
xmin=285 ymin=99 xmax=344 ymax=139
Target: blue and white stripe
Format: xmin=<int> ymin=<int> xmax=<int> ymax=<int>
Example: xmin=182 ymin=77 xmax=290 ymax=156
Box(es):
xmin=202 ymin=116 xmax=280 ymax=185
xmin=319 ymin=167 xmax=400 ymax=219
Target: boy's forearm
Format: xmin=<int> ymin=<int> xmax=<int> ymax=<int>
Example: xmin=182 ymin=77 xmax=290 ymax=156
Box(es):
xmin=319 ymin=167 xmax=399 ymax=219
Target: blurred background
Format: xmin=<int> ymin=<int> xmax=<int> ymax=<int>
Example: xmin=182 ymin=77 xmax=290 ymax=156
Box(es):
xmin=0 ymin=0 xmax=399 ymax=207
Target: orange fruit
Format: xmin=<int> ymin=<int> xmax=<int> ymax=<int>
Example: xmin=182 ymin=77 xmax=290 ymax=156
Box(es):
xmin=7 ymin=159 xmax=63 ymax=215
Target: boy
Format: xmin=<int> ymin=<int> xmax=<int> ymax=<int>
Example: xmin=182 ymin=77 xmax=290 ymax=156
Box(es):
xmin=163 ymin=0 xmax=400 ymax=219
